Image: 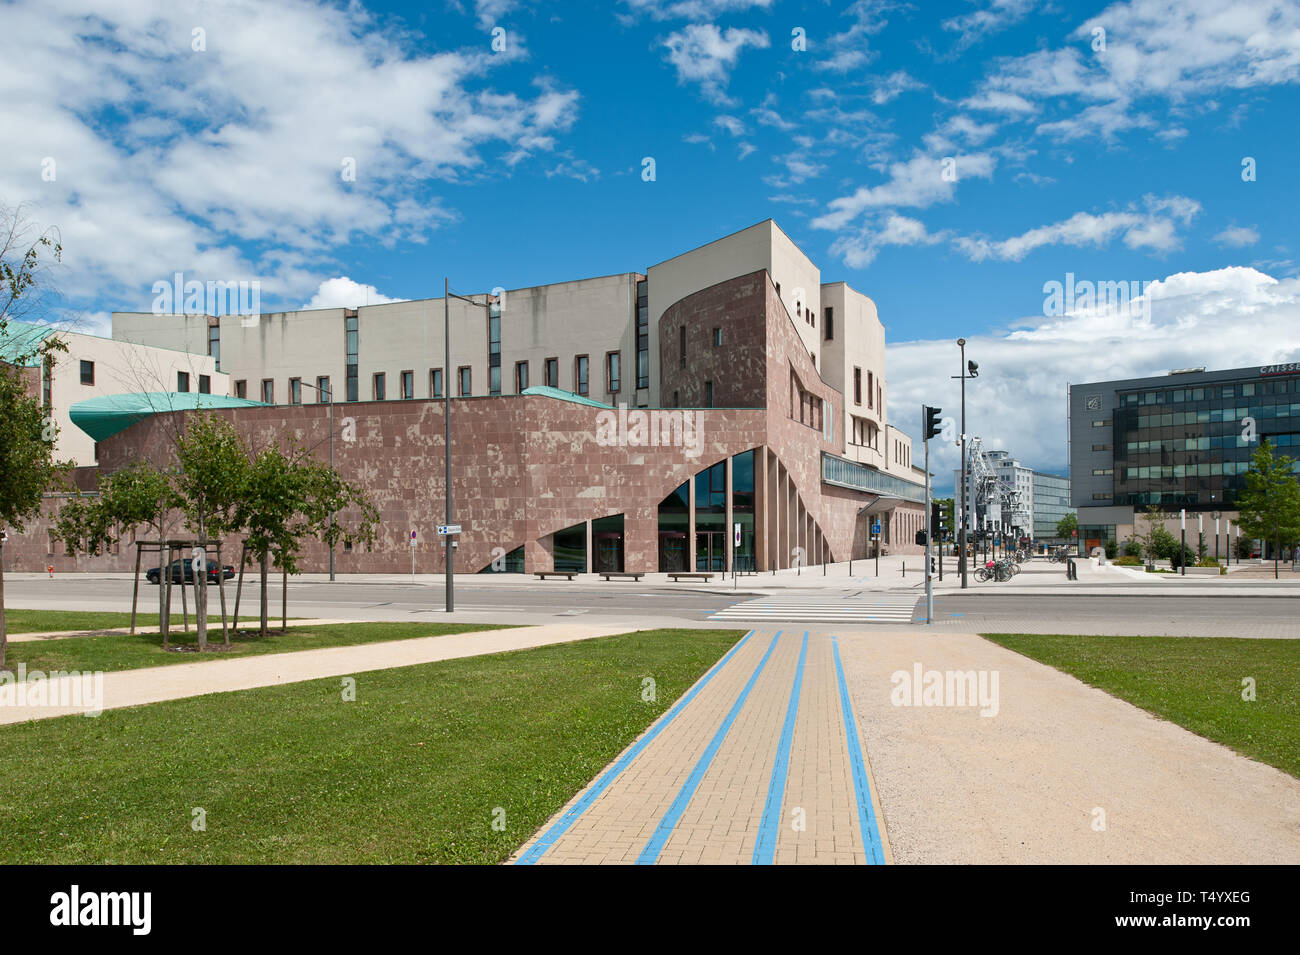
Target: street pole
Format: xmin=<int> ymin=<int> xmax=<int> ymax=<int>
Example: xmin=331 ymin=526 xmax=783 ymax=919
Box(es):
xmin=924 ymin=410 xmax=933 ymax=625
xmin=445 ymin=277 xmax=454 ymax=612
xmin=1215 ymin=514 xmax=1220 ymax=564
xmin=328 ymin=382 xmax=335 ymax=582
xmin=957 ymin=338 xmax=968 ymax=589
xmin=1180 ymin=508 xmax=1187 ymax=576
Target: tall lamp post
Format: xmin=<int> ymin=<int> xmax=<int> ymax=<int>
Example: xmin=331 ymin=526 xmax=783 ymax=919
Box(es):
xmin=298 ymin=378 xmax=336 ymax=582
xmin=953 ymin=340 xmax=978 ymax=588
xmin=442 ymin=280 xmax=498 ymax=612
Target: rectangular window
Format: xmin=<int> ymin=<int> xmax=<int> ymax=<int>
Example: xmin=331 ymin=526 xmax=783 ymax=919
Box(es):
xmin=459 ymin=366 xmax=471 ymax=396
xmin=705 ymin=381 xmax=714 ymax=407
xmin=606 ymin=352 xmax=620 ymax=393
xmin=208 ymin=323 xmax=220 ymax=371
xmin=261 ymin=379 xmax=274 ymax=404
xmin=41 ymin=356 xmax=51 ymax=407
xmin=673 ymin=389 xmax=679 ymax=406
xmin=431 ymin=368 xmax=443 ymax=398
xmin=345 ymin=314 xmax=359 ymax=401
xmin=235 ymin=380 xmax=247 ymax=399
xmin=317 ymin=376 xmax=331 ymax=402
xmin=712 ymin=327 xmax=722 ymax=347
xmin=680 ymin=326 xmax=687 ymax=368
xmin=80 ymin=360 xmax=95 ymax=385
xmin=545 ymin=357 xmax=558 ymax=388
xmin=576 ymin=355 xmax=589 ymax=396
xmin=868 ymin=371 xmax=874 ymax=409
xmin=373 ymin=372 xmax=386 ymax=401
xmin=488 ymin=303 xmax=501 ymax=396
xmin=401 ymin=370 xmax=414 ymax=400
xmin=853 ymin=367 xmax=862 ymax=405
xmin=515 ymin=361 xmax=529 ymax=393
xmin=636 ymin=279 xmax=649 ymax=390
xmin=198 ymin=374 xmax=211 ymax=394
xmin=824 ymin=307 xmax=834 ymax=341
xmin=177 ymin=371 xmax=190 ymax=393
xmin=290 ymin=377 xmax=302 ymax=405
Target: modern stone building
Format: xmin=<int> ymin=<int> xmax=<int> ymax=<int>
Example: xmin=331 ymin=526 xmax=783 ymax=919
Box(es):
xmin=11 ymin=219 xmax=929 ymax=574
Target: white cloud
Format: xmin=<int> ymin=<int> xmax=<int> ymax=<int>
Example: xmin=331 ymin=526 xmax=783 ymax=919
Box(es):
xmin=830 ymin=213 xmax=945 ymax=268
xmin=871 ymin=70 xmax=926 ymax=104
xmin=714 ymin=115 xmax=747 ymax=136
xmin=811 ymin=153 xmax=998 ymax=231
xmin=817 ymin=0 xmax=894 ymax=72
xmin=622 ymin=0 xmax=774 ymax=20
xmin=662 ymin=24 xmax=769 ymax=104
xmin=1215 ymin=225 xmax=1260 ymax=247
xmin=954 ymin=194 xmax=1201 ymax=261
xmin=0 ymin=0 xmax=579 ymax=313
xmin=474 ymin=0 xmax=518 ymax=27
xmin=942 ymin=0 xmax=1036 ymax=49
xmin=887 ymin=266 xmax=1300 ymax=478
xmin=961 ymin=90 xmax=1038 ymax=114
xmin=301 ymin=277 xmax=406 ymax=310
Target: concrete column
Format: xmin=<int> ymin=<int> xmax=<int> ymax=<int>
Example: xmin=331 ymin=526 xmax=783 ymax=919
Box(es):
xmin=585 ymin=519 xmax=592 ymax=574
xmin=768 ymin=454 xmax=779 ymax=570
xmin=754 ymin=446 xmax=768 ymax=572
xmin=724 ymin=453 xmax=734 ymax=573
xmin=687 ymin=476 xmax=697 ymax=571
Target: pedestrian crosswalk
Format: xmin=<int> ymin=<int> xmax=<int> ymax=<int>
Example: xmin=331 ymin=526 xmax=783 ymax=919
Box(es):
xmin=708 ymin=591 xmax=921 ymax=624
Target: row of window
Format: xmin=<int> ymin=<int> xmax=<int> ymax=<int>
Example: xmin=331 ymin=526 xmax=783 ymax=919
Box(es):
xmin=1120 ymin=377 xmax=1297 ymax=406
xmin=75 ymin=360 xmax=211 ymax=395
xmin=1125 ymin=404 xmax=1300 ymax=430
xmin=852 ymin=366 xmax=878 ymax=410
xmin=234 ymin=353 xmax=625 ymax=404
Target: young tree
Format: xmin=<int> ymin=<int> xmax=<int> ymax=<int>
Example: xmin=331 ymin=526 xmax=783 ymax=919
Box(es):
xmin=235 ymin=443 xmax=379 ymax=637
xmin=54 ymin=462 xmax=181 ymax=639
xmin=1135 ymin=505 xmax=1174 ymax=565
xmin=1235 ymin=439 xmax=1300 ymax=580
xmin=1055 ymin=512 xmax=1077 ymax=541
xmin=0 ymin=207 xmax=65 ymax=669
xmin=175 ymin=417 xmax=249 ymax=649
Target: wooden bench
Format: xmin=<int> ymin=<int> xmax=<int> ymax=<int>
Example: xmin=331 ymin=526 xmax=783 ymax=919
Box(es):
xmin=667 ymin=572 xmax=714 ymax=582
xmin=600 ymin=572 xmax=644 ymax=581
xmin=533 ymin=571 xmax=577 ymax=581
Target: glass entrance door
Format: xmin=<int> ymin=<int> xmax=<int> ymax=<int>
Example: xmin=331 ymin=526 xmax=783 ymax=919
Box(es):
xmin=695 ymin=531 xmax=725 ymax=571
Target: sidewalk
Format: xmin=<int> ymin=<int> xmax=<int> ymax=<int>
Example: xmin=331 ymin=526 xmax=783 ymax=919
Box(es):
xmin=0 ymin=623 xmax=624 ymax=724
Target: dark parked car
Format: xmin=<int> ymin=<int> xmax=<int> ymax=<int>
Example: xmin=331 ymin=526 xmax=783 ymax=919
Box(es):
xmin=145 ymin=559 xmax=235 ymax=585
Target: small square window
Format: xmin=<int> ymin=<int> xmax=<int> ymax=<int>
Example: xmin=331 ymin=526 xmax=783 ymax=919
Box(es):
xmin=177 ymin=371 xmax=190 ymax=393
xmin=199 ymin=374 xmax=211 ymax=394
xmin=712 ymin=327 xmax=722 ymax=347
xmin=79 ymin=360 xmax=95 ymax=385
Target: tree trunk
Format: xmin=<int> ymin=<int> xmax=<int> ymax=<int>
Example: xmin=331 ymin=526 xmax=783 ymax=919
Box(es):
xmin=1275 ymin=530 xmax=1280 ymax=580
xmin=157 ymin=519 xmax=168 ymax=648
xmin=259 ymin=551 xmax=269 ymax=637
xmin=0 ymin=536 xmax=8 ymax=671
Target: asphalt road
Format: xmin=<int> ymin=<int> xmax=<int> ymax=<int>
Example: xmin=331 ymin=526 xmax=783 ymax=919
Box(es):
xmin=5 ymin=573 xmax=1298 ymax=636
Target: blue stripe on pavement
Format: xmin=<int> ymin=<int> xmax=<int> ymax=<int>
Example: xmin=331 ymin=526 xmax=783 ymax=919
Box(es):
xmin=514 ymin=629 xmax=756 ymax=865
xmin=751 ymin=630 xmax=809 ymax=865
xmin=635 ymin=630 xmax=784 ymax=865
xmin=831 ymin=636 xmax=887 ymax=865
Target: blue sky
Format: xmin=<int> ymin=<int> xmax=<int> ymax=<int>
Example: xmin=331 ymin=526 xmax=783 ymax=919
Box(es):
xmin=4 ymin=0 xmax=1300 ymax=482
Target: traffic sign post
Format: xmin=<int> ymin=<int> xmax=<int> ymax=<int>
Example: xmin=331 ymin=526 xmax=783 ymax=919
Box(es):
xmin=871 ymin=518 xmax=881 ymax=577
xmin=410 ymin=529 xmax=416 ymax=579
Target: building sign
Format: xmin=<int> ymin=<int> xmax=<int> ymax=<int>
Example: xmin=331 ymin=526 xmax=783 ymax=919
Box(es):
xmin=1260 ymin=363 xmax=1300 ymax=377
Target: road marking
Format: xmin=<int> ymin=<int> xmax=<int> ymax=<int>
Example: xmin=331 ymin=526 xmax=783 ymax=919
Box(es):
xmin=636 ymin=630 xmax=784 ymax=865
xmin=513 ymin=629 xmax=756 ymax=865
xmin=752 ymin=631 xmax=809 ymax=865
xmin=831 ymin=636 xmax=887 ymax=865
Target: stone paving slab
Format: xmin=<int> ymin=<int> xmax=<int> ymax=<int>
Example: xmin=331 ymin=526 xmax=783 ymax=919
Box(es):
xmin=511 ymin=628 xmax=891 ymax=865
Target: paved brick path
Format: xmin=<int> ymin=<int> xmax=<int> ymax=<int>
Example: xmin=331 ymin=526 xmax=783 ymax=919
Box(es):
xmin=512 ymin=628 xmax=891 ymax=865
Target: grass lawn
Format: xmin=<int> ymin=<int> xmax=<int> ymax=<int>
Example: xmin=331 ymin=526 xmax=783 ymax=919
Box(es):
xmin=0 ymin=628 xmax=744 ymax=864
xmin=3 ymin=608 xmax=264 ymax=634
xmin=4 ymin=621 xmax=511 ymax=677
xmin=983 ymin=633 xmax=1300 ymax=779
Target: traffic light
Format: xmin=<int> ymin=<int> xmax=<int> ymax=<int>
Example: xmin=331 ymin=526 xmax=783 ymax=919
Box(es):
xmin=924 ymin=405 xmax=943 ymax=440
xmin=931 ymin=502 xmax=942 ymax=536
xmin=915 ymin=530 xmax=927 ymax=546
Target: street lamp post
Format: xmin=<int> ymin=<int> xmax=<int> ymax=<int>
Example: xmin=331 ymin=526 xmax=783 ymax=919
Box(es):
xmin=953 ymin=340 xmax=978 ymax=588
xmin=298 ymin=378 xmax=336 ymax=582
xmin=442 ymin=280 xmax=498 ymax=613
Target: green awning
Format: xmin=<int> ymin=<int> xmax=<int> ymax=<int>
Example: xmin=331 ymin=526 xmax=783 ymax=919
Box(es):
xmin=520 ymin=385 xmax=614 ymax=409
xmin=0 ymin=320 xmax=59 ymax=367
xmin=69 ymin=392 xmax=267 ymax=442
